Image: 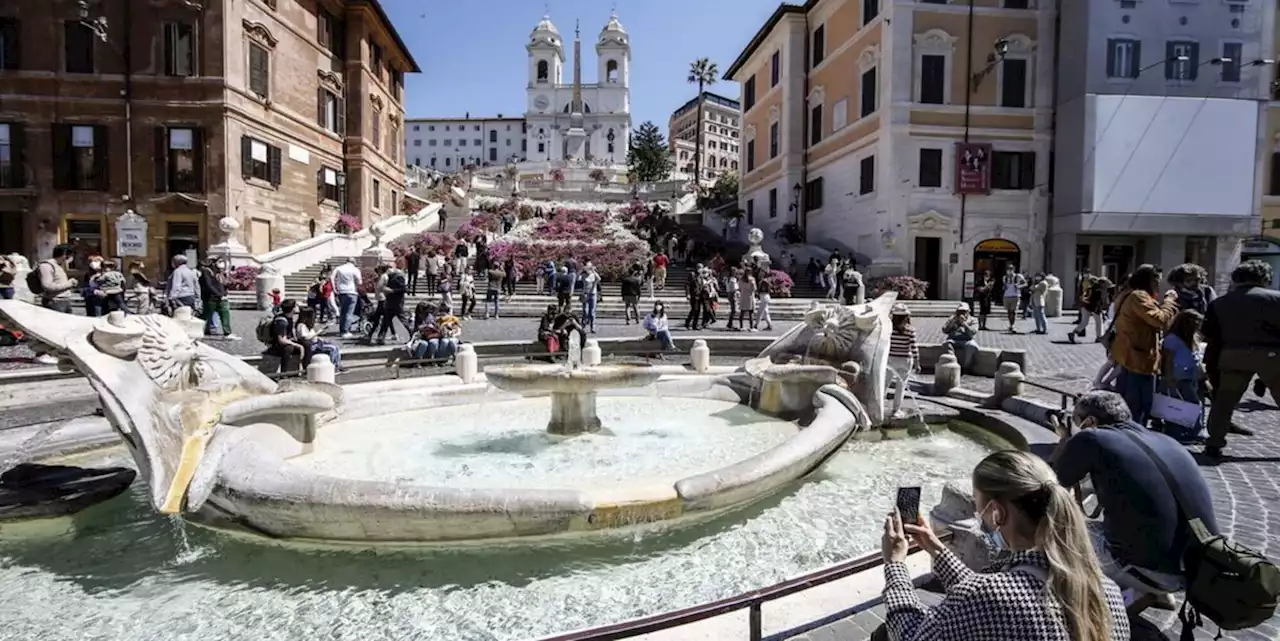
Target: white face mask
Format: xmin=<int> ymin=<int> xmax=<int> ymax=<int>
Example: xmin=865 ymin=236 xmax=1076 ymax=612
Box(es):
xmin=89 ymin=261 xmax=102 ymax=270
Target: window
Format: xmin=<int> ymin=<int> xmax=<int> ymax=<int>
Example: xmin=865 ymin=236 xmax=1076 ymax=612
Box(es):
xmin=918 ymin=148 xmax=943 ymax=187
xmin=0 ymin=18 xmax=18 ymax=71
xmin=859 ymin=156 xmax=875 ymax=195
xmin=537 ymin=60 xmax=549 ymax=82
xmin=812 ymin=25 xmax=826 ymax=67
xmin=372 ymin=110 xmax=381 ymax=150
xmin=920 ymin=55 xmax=946 ymax=104
xmin=805 ymin=177 xmax=824 ymax=211
xmin=429 ymin=125 xmax=435 ymax=131
xmin=863 ymin=0 xmax=879 ymax=25
xmin=1119 ymin=0 xmax=1136 ymax=6
xmin=473 ymin=139 xmax=481 ymax=146
xmin=489 ymin=130 xmax=498 ymax=143
xmin=64 ymin=21 xmax=95 ymax=73
xmin=537 ymin=142 xmax=545 ymax=154
xmin=412 ymin=140 xmax=421 ymax=147
xmin=991 ymin=151 xmax=1035 ymax=189
xmin=0 ymin=123 xmax=24 ymax=188
xmin=1000 ymin=58 xmax=1029 ymax=108
xmin=318 ymin=10 xmax=337 ymax=51
xmin=1166 ymin=41 xmax=1199 ymax=80
xmin=414 ymin=157 xmax=420 ymax=166
xmin=810 ymin=104 xmax=823 ymax=146
xmin=155 ymin=126 xmax=203 ymax=193
xmin=370 ymin=42 xmax=383 ymax=77
xmin=1270 ymin=153 xmax=1280 ymax=195
xmin=770 ymin=51 xmax=780 ymax=87
xmin=54 ymin=124 xmax=108 ymax=191
xmin=1106 ymin=39 xmax=1140 ymax=78
xmin=832 ymin=98 xmax=849 ymax=130
xmin=769 ymin=122 xmax=779 ymax=158
xmin=744 ymin=75 xmax=757 ymax=111
xmin=240 ymin=136 xmax=281 ymax=186
xmin=372 ymin=178 xmax=383 ymax=210
xmin=768 ymin=188 xmax=778 ymax=218
xmin=317 ymin=167 xmax=344 ymax=202
xmin=746 ymin=139 xmax=755 ymax=172
xmin=389 ymin=123 xmax=400 ymax=162
xmin=391 ymin=70 xmax=402 ymax=101
xmin=1004 ymin=0 xmax=1029 ymax=7
xmin=474 ymin=125 xmax=480 ymax=131
xmin=459 ymin=139 xmax=467 ymax=147
xmin=489 ymin=148 xmax=497 ymax=162
xmin=861 ymin=68 xmax=878 ymax=117
xmin=163 ymin=22 xmax=196 ymax=76
xmin=317 ymin=88 xmax=344 ymax=134
xmin=606 ymin=59 xmax=619 ymax=82
xmin=248 ymin=43 xmax=270 ymax=99
xmin=1221 ymin=42 xmax=1243 ymax=82
xmin=746 ymin=199 xmax=755 ymax=225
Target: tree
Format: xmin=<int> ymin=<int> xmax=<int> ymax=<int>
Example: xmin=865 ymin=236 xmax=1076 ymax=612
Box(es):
xmin=687 ymin=57 xmax=719 ymax=189
xmin=627 ymin=121 xmax=674 ymax=183
xmin=700 ymin=171 xmax=738 ymax=208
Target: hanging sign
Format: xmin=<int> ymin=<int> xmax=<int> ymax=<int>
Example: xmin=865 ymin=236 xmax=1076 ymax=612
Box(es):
xmin=955 ymin=142 xmax=992 ymax=195
xmin=115 ymin=211 xmax=148 ymax=257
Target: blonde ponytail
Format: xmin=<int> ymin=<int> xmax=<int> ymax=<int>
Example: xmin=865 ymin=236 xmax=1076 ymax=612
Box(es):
xmin=973 ymin=451 xmax=1115 ymax=641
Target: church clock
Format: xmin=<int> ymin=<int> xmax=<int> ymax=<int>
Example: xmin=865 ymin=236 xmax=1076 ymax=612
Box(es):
xmin=534 ymin=95 xmax=550 ymax=111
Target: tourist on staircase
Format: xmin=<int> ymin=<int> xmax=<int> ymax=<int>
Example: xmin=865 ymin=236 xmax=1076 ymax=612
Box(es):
xmin=756 ymin=272 xmax=774 ymax=332
xmin=840 ymin=263 xmax=864 ymax=306
xmin=643 ymin=302 xmax=675 ymax=351
xmin=555 ymin=266 xmax=572 ymax=312
xmin=369 ymin=264 xmax=412 ymax=345
xmin=453 ymin=238 xmax=470 ymax=276
xmin=653 ymin=251 xmax=669 ymax=291
xmin=621 ymin=265 xmax=643 ymax=325
xmin=877 ymin=449 xmax=1128 ymax=641
xmin=723 ymin=268 xmax=740 ymax=330
xmin=458 ymin=267 xmax=477 ymax=320
xmin=502 ymin=257 xmax=518 ymax=300
xmin=331 ymin=258 xmax=362 ymax=339
xmin=424 ymin=250 xmax=442 ymax=296
xmin=198 ymin=258 xmax=238 ymax=340
xmin=736 ymin=268 xmax=757 ymax=332
xmin=405 ymin=247 xmax=421 ymax=296
xmin=295 ymin=308 xmax=342 ymax=371
xmin=483 ymin=266 xmax=504 ymax=320
xmin=579 ymin=263 xmax=601 ymax=333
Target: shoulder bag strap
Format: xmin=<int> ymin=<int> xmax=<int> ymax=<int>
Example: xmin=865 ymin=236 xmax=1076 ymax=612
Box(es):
xmin=1118 ymin=429 xmax=1204 ymax=528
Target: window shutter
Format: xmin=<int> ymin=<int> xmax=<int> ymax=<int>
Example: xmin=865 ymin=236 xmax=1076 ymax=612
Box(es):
xmin=9 ymin=123 xmax=24 ymax=187
xmin=191 ymin=127 xmax=205 ymax=192
xmin=93 ymin=125 xmax=109 ymax=191
xmin=1189 ymin=43 xmax=1200 ymax=79
xmin=240 ymin=135 xmax=252 ymax=177
xmin=336 ymin=97 xmax=346 ymax=136
xmin=1131 ymin=41 xmax=1141 ymax=77
xmin=1105 ymin=41 xmax=1116 ymax=77
xmin=154 ymin=126 xmax=168 ymax=193
xmin=268 ymin=144 xmax=282 ymax=185
xmin=316 ymin=167 xmax=325 ymax=202
xmin=1020 ymin=152 xmax=1036 ymax=189
xmin=2 ymin=20 xmax=19 ymax=70
xmin=1271 ymin=153 xmax=1280 ymax=195
xmin=337 ymin=172 xmax=347 ymax=213
xmin=317 ymin=87 xmax=326 ymax=127
xmin=163 ymin=23 xmax=175 ymax=76
xmin=1164 ymin=42 xmax=1175 ymax=79
xmin=52 ymin=124 xmax=70 ymax=190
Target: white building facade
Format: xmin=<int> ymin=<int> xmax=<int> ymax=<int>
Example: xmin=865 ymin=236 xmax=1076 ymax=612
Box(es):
xmin=404 ymin=117 xmax=528 ymax=171
xmin=669 ymin=92 xmax=742 ymax=180
xmin=523 ymin=14 xmax=632 ymax=166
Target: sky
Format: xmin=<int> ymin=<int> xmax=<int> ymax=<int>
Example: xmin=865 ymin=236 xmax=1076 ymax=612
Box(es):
xmin=379 ymin=0 xmax=783 ymax=132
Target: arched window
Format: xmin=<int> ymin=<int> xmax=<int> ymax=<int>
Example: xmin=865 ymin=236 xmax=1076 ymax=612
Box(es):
xmin=720 ymin=157 xmax=728 ymax=167
xmin=731 ymin=160 xmax=739 ymax=171
xmin=606 ymin=60 xmax=619 ymax=83
xmin=536 ymin=60 xmax=549 ymax=82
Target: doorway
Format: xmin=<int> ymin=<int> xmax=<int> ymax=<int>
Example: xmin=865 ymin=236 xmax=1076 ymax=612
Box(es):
xmin=0 ymin=212 xmax=24 ymax=256
xmin=166 ymin=222 xmax=201 ymax=267
xmin=972 ymin=238 xmax=1021 ymax=279
xmin=913 ymin=236 xmax=942 ymax=299
xmin=1101 ymin=244 xmax=1134 ymax=285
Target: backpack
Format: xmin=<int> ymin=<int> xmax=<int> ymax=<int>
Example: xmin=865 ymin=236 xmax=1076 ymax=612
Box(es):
xmin=26 ymin=263 xmax=47 ymax=295
xmin=386 ymin=271 xmax=407 ymax=294
xmin=255 ymin=315 xmax=281 ymax=345
xmin=306 ymin=283 xmax=321 ymax=303
xmin=1122 ymin=431 xmax=1280 ymax=636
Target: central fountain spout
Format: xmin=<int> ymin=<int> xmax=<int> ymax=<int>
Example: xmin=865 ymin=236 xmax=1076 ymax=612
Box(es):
xmin=484 ymin=332 xmax=663 ymax=437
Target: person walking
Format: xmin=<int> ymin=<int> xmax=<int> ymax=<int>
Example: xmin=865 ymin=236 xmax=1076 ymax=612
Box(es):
xmin=756 ymin=272 xmax=774 ymax=331
xmin=372 ymin=264 xmax=410 ymax=344
xmin=165 ymin=254 xmax=199 ymax=312
xmin=405 ymin=247 xmax=421 ymax=296
xmin=1029 ymin=273 xmax=1049 ymax=335
xmin=1202 ymin=260 xmax=1280 ymax=459
xmin=1068 ymin=276 xmax=1108 ymax=343
xmin=331 ymin=258 xmax=362 ymax=339
xmin=1001 ymin=266 xmax=1027 ymax=333
xmin=424 ymin=250 xmax=441 ymax=296
xmin=34 ymin=244 xmax=78 ymax=314
xmin=579 ymin=263 xmax=601 ymax=333
xmin=484 ymin=266 xmax=504 ymax=320
xmin=199 ymin=258 xmax=238 ymax=340
xmin=1110 ymin=265 xmax=1179 ymax=426
xmin=737 ymin=268 xmax=757 ymax=332
xmin=975 ymin=271 xmax=994 ymax=330
xmin=653 ymin=252 xmax=669 ymax=290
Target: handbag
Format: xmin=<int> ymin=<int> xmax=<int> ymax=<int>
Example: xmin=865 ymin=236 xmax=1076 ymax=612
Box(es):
xmin=1151 ymin=391 xmax=1202 ymax=429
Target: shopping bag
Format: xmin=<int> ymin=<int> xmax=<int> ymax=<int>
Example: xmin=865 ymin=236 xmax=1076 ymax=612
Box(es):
xmin=1152 ymin=392 xmax=1201 ymax=429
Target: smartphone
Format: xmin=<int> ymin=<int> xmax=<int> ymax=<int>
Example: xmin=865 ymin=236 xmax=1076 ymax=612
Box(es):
xmin=896 ymin=486 xmax=922 ymax=524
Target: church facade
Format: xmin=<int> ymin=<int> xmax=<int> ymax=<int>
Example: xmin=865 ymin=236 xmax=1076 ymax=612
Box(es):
xmin=523 ymin=14 xmax=632 ymax=167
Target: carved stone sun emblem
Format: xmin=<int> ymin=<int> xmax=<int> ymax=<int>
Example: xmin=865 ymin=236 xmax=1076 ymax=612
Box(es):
xmin=135 ymin=315 xmax=211 ymax=390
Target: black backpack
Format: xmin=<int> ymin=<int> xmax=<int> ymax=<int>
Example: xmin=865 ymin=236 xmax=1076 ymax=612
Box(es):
xmin=26 ymin=262 xmax=50 ymax=295
xmin=1123 ymin=431 xmax=1280 ymax=637
xmin=386 ymin=271 xmax=407 ymax=294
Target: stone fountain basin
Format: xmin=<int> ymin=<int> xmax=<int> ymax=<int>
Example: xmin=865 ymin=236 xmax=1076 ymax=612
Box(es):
xmin=187 ymin=375 xmax=865 ymax=545
xmin=483 ymin=363 xmax=662 ymax=394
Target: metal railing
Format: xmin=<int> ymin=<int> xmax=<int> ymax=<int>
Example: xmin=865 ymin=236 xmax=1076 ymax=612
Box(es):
xmin=1020 ymin=379 xmax=1083 ymax=412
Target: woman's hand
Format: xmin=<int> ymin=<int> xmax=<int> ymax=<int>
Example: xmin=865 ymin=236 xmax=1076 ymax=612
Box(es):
xmin=882 ymin=508 xmax=910 ymax=564
xmin=902 ymin=514 xmax=945 ymax=557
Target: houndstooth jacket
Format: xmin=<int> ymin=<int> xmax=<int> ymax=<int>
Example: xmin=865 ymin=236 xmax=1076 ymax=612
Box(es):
xmin=884 ymin=548 xmax=1130 ymax=641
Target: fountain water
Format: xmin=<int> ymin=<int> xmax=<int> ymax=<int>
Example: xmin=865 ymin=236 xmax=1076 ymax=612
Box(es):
xmin=484 ymin=330 xmax=664 ymax=437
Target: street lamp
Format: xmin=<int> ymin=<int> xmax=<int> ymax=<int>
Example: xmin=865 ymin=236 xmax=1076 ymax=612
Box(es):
xmin=970 ymin=38 xmax=1011 ymax=91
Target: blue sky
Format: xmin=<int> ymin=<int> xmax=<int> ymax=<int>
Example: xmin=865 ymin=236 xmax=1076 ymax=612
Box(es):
xmin=380 ymin=0 xmax=782 ymax=131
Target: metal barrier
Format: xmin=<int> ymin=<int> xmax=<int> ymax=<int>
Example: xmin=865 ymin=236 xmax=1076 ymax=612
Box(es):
xmin=1021 ymin=379 xmax=1082 ymax=412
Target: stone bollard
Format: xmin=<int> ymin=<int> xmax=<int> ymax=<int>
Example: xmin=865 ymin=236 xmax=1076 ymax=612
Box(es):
xmin=933 ymin=351 xmax=962 ymax=395
xmin=997 ymin=349 xmax=1029 ymax=375
xmin=455 ymin=343 xmax=478 ymax=383
xmin=582 ymin=339 xmax=602 ymax=366
xmin=171 ymin=306 xmax=205 ymax=339
xmin=690 ymin=339 xmax=710 ymax=373
xmin=1044 ymin=275 xmax=1064 ymax=318
xmin=306 ymin=353 xmax=336 ymax=384
xmin=992 ymin=362 xmax=1025 ymax=404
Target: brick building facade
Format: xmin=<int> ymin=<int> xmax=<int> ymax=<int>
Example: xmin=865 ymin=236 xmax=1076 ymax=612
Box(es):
xmin=0 ymin=0 xmax=416 ymax=278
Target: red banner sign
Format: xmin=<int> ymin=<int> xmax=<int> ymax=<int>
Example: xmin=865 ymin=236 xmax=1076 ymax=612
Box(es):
xmin=955 ymin=142 xmax=992 ymax=195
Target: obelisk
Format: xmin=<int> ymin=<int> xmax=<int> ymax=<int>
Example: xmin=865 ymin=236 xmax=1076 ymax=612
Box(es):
xmin=564 ymin=19 xmax=587 ymax=160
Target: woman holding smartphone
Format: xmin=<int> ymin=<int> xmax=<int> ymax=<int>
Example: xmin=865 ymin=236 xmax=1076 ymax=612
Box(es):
xmin=873 ymin=450 xmax=1128 ymax=641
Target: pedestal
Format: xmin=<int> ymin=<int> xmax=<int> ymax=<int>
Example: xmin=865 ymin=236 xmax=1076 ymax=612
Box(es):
xmin=255 ymin=267 xmax=284 ymax=312
xmin=306 ymin=353 xmax=335 ymax=384
xmin=1044 ymin=276 xmax=1063 ymax=318
xmin=361 ymin=245 xmax=394 ymax=271
xmin=455 ymin=343 xmax=477 ymax=383
xmin=582 ymin=339 xmax=602 ymax=366
xmin=992 ymin=362 xmax=1025 ymax=404
xmin=933 ymin=352 xmax=961 ymax=395
xmin=548 ymin=391 xmax=603 ymax=437
xmin=690 ymin=339 xmax=710 ymax=373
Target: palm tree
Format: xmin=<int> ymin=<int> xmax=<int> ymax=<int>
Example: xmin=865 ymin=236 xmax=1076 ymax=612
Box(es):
xmin=687 ymin=58 xmax=719 ymax=193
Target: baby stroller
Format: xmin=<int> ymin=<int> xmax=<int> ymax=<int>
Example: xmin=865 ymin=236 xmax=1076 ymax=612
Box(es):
xmin=354 ymin=293 xmax=376 ymax=336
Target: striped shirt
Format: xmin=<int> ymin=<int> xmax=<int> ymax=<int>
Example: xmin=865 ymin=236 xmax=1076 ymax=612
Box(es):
xmin=889 ymin=326 xmax=919 ymax=360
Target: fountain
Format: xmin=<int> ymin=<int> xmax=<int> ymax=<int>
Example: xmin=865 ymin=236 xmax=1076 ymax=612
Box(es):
xmin=483 ymin=331 xmax=662 ymax=437
xmin=0 ymin=293 xmax=1013 ymax=640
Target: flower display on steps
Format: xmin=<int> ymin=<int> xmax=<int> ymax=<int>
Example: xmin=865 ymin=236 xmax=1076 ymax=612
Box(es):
xmin=224 ymin=265 xmax=261 ymax=291
xmin=868 ymin=275 xmax=930 ymax=300
xmin=331 ymin=214 xmax=363 ymax=234
xmin=764 ymin=270 xmax=794 ymax=298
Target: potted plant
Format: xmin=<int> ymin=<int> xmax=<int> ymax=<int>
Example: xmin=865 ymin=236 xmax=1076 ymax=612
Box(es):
xmin=589 ymin=168 xmax=608 ymax=184
xmin=549 ymin=168 xmax=565 ymax=184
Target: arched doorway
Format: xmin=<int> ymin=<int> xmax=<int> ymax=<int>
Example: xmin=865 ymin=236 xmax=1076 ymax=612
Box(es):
xmin=973 ymin=238 xmax=1021 ymax=279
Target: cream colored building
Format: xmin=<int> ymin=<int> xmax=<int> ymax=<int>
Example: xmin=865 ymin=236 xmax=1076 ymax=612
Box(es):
xmin=725 ymin=0 xmax=1053 ymax=300
xmin=668 ymin=92 xmax=741 ymax=180
xmin=1249 ymin=7 xmax=1280 ymax=285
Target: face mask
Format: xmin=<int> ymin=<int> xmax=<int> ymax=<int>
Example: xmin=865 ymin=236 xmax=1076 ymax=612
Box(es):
xmin=89 ymin=261 xmax=102 ymax=270
xmin=976 ymin=502 xmax=1008 ymax=551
